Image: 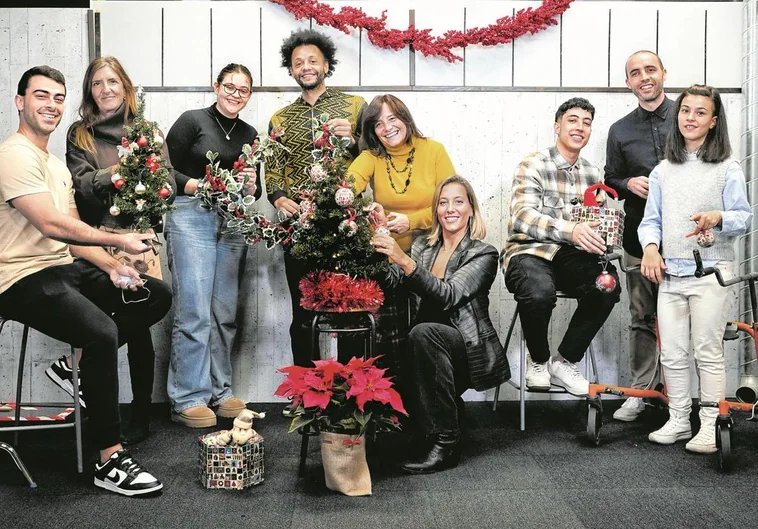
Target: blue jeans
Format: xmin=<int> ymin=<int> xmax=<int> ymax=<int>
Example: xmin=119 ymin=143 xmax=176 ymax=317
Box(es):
xmin=165 ymin=196 xmax=247 ymax=412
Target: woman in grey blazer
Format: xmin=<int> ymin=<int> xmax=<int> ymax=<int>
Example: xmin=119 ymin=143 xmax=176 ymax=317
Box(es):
xmin=372 ymin=175 xmax=510 ymax=474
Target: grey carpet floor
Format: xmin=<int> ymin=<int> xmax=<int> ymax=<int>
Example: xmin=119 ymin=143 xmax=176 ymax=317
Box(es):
xmin=2 ymin=400 xmax=758 ymax=529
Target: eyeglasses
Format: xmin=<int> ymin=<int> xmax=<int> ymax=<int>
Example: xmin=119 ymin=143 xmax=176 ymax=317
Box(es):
xmin=221 ymin=83 xmax=251 ymax=98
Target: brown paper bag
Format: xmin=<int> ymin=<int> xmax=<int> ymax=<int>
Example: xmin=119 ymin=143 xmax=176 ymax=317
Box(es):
xmin=319 ymin=431 xmax=371 ymax=496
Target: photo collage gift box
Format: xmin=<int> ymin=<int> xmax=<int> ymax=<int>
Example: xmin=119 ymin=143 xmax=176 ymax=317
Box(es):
xmin=198 ymin=432 xmax=265 ymax=490
xmin=569 ymin=183 xmax=625 ymax=249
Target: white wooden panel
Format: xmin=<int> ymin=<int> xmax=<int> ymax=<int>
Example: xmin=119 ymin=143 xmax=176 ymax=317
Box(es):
xmin=96 ymin=1 xmax=162 ymax=86
xmin=608 ymin=3 xmax=657 ymax=88
xmin=360 ymin=6 xmax=410 ymax=86
xmin=260 ymin=3 xmax=310 ymax=87
xmin=163 ymin=3 xmax=211 ymax=87
xmin=210 ymin=3 xmax=262 ymax=87
xmin=562 ymin=3 xmax=610 ymax=87
xmin=705 ymin=2 xmax=742 ymax=88
xmin=318 ymin=1 xmax=361 ymax=87
xmin=658 ymin=5 xmax=706 ymax=87
xmin=414 ymin=7 xmax=464 ymax=86
xmin=512 ymin=2 xmax=560 ymax=87
xmin=464 ymin=2 xmax=515 ymax=87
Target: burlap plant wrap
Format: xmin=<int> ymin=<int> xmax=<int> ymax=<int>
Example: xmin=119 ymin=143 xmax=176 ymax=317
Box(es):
xmin=319 ymin=431 xmax=371 ymax=496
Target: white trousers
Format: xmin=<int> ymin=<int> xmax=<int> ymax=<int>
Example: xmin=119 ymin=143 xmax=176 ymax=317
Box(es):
xmin=657 ymin=263 xmax=730 ymax=423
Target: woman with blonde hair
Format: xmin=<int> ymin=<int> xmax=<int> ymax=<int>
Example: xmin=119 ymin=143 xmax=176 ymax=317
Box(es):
xmin=372 ymin=175 xmax=509 ymax=474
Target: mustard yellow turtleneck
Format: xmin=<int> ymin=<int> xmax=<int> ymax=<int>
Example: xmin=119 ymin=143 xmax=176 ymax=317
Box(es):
xmin=348 ymin=136 xmax=455 ymax=252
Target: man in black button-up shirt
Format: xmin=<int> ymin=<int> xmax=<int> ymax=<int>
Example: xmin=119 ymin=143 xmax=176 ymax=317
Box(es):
xmin=605 ymin=50 xmax=674 ymax=421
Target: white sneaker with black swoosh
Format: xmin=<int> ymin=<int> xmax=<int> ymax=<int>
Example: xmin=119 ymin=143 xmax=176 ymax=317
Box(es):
xmin=93 ymin=449 xmax=163 ymax=496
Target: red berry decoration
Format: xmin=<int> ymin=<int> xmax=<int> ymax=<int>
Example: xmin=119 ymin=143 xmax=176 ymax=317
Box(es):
xmin=159 ymin=187 xmax=171 ymax=199
xmin=595 ymin=271 xmax=617 ymax=293
xmin=136 ymin=136 xmax=149 ymax=148
xmin=113 ymin=178 xmax=126 ymax=190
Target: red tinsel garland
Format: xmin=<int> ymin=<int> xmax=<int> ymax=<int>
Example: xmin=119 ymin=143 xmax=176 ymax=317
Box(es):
xmin=299 ymin=271 xmax=384 ymax=312
xmin=269 ymin=0 xmax=574 ymax=63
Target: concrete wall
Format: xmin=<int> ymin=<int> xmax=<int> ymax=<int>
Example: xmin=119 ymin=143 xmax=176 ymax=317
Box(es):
xmin=0 ymin=2 xmax=747 ymax=406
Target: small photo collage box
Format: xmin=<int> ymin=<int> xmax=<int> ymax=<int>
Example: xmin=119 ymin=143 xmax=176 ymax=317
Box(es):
xmin=198 ymin=433 xmax=264 ymax=490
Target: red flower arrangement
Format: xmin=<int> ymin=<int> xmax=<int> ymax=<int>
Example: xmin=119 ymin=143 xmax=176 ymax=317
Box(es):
xmin=275 ymin=356 xmax=407 ymax=436
xmin=299 ymin=271 xmax=384 ymax=313
xmin=269 ymin=0 xmax=575 ymax=63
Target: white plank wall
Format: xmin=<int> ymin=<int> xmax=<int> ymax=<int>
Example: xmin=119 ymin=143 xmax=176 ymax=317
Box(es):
xmin=0 ymin=2 xmax=747 ymax=406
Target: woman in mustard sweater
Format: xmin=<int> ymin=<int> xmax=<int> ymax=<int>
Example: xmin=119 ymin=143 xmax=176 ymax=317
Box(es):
xmin=349 ymin=95 xmax=456 ymax=253
xmin=348 ymin=94 xmax=456 ymax=384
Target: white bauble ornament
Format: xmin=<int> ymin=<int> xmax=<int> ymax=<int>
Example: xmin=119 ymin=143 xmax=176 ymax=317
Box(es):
xmin=339 ymin=219 xmax=358 ymax=237
xmin=697 ymin=229 xmax=716 ymax=248
xmin=135 ymin=182 xmax=146 ymax=194
xmin=374 ymin=226 xmax=391 ymax=236
xmin=310 ymin=164 xmax=328 ymax=182
xmin=109 ymin=205 xmax=121 ymax=216
xmin=110 ymin=172 xmax=121 ymax=184
xmin=334 ymin=187 xmax=354 ymax=206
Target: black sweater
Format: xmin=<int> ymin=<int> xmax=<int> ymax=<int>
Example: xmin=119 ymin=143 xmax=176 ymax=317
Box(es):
xmin=166 ymin=104 xmax=261 ymax=199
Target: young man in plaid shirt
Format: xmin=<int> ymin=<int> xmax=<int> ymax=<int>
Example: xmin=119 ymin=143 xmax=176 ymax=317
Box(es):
xmin=501 ymin=98 xmax=621 ymax=396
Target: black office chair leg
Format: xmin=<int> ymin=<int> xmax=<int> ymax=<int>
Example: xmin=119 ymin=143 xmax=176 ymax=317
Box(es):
xmin=70 ymin=345 xmax=83 ymax=473
xmin=13 ymin=325 xmax=30 ymax=446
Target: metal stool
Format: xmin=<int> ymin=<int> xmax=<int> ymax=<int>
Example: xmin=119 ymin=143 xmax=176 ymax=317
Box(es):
xmin=491 ymin=292 xmax=599 ymax=430
xmin=298 ymin=310 xmax=377 ymax=476
xmin=0 ymin=317 xmax=84 ymax=487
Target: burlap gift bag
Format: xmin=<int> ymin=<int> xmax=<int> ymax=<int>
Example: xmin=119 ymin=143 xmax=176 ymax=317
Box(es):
xmin=319 ymin=431 xmax=371 ymax=496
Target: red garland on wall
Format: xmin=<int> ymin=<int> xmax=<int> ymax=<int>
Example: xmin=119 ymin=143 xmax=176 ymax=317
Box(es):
xmin=269 ymin=0 xmax=575 ymax=63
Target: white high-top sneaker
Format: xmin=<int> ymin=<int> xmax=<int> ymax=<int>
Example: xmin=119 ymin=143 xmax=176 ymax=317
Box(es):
xmin=548 ymin=355 xmax=589 ymax=396
xmin=525 ymin=355 xmax=550 ymax=390
xmin=648 ymin=414 xmax=692 ymax=445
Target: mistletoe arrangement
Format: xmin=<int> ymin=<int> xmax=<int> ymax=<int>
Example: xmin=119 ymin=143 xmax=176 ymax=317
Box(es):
xmin=275 ymin=356 xmax=407 ymax=436
xmin=286 ymin=113 xmax=388 ymax=281
xmin=111 ymin=87 xmax=173 ymax=232
xmin=270 ymin=0 xmax=575 ymax=63
xmin=194 ymin=129 xmax=295 ymax=248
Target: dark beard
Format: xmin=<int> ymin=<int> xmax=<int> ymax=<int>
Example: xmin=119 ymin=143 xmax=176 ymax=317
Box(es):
xmin=295 ymin=71 xmax=326 ymax=91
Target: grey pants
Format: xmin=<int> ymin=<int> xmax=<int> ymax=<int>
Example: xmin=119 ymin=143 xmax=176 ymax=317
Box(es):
xmin=625 ymin=251 xmax=660 ymax=389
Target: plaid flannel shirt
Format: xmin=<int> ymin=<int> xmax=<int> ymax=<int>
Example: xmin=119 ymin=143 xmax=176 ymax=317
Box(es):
xmin=501 ymin=146 xmax=602 ymax=271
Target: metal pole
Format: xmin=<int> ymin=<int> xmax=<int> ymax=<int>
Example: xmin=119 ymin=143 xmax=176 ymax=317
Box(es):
xmin=741 ymin=0 xmax=758 ymax=372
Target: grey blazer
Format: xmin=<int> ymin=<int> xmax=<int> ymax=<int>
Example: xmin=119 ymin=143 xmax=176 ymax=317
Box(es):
xmin=399 ymin=233 xmax=510 ymax=391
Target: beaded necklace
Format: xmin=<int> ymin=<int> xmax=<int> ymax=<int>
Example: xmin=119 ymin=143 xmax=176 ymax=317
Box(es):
xmin=385 ymin=147 xmax=415 ymax=194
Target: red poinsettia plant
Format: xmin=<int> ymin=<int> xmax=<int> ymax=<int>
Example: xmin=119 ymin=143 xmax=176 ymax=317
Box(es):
xmin=275 ymin=356 xmax=407 ymax=436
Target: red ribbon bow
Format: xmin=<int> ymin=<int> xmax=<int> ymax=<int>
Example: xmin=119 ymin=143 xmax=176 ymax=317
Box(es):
xmin=342 ymin=437 xmax=363 ymax=447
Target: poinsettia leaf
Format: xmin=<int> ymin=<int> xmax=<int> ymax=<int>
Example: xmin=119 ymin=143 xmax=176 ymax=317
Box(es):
xmin=288 ymin=415 xmax=315 ymax=434
xmin=242 ymin=143 xmax=253 ymax=156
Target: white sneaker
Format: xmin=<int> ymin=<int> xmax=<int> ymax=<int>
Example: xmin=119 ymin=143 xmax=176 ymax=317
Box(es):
xmin=548 ymin=356 xmax=589 ymax=396
xmin=525 ymin=355 xmax=550 ymax=390
xmin=613 ymin=397 xmax=646 ymax=422
xmin=648 ymin=415 xmax=692 ymax=445
xmin=685 ymin=425 xmax=717 ymax=454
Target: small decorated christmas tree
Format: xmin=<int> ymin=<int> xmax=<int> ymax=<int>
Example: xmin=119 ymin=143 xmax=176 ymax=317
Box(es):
xmin=111 ymin=87 xmax=173 ymax=232
xmin=288 ymin=113 xmax=388 ymax=281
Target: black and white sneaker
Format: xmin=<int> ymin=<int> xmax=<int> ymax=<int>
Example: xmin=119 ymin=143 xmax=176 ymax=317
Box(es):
xmin=45 ymin=355 xmax=86 ymax=408
xmin=93 ymin=449 xmax=163 ymax=497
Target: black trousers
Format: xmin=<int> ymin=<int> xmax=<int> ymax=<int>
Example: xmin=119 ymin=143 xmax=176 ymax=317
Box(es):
xmin=0 ymin=260 xmax=171 ymax=450
xmin=504 ymin=246 xmax=620 ymax=363
xmin=406 ymin=322 xmax=471 ymax=436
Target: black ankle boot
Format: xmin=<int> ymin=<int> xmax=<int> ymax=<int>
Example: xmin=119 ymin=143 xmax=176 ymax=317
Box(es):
xmin=121 ymin=404 xmax=151 ymax=446
xmin=400 ymin=431 xmax=461 ymax=474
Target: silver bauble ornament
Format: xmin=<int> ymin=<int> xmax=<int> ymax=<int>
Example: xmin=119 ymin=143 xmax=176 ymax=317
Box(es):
xmin=135 ymin=182 xmax=146 ymax=194
xmin=109 ymin=205 xmax=121 ymax=216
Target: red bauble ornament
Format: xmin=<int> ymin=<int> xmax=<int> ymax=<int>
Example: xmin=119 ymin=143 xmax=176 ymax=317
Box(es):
xmin=113 ymin=178 xmax=126 ymax=189
xmin=595 ymin=271 xmax=617 ymax=293
xmin=158 ymin=187 xmax=171 ymax=199
xmin=136 ymin=136 xmax=149 ymax=148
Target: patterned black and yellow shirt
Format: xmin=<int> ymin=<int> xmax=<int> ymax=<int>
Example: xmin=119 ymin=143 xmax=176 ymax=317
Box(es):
xmin=267 ymin=88 xmax=366 ymax=204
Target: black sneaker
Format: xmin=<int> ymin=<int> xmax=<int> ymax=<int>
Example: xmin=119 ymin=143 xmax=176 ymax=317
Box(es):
xmin=93 ymin=449 xmax=163 ymax=496
xmin=45 ymin=355 xmax=86 ymax=408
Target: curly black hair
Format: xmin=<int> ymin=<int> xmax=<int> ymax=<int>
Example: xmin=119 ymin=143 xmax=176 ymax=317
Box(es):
xmin=280 ymin=28 xmax=338 ymax=76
